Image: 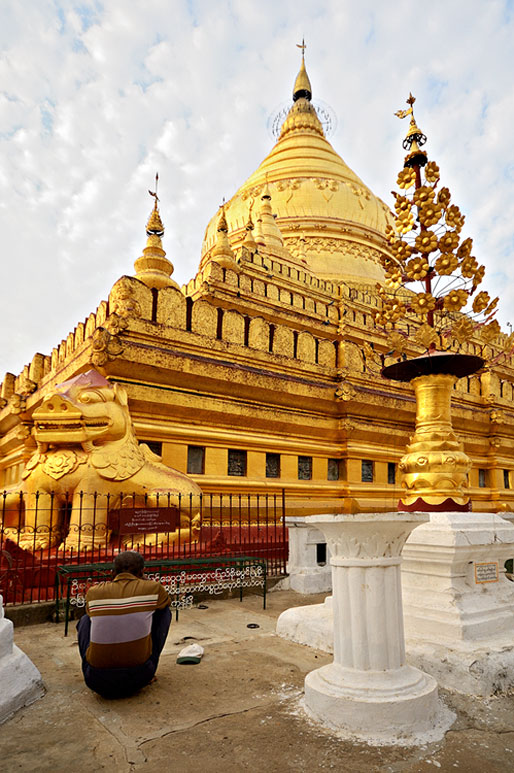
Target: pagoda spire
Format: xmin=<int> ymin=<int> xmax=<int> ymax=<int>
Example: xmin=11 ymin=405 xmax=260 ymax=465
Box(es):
xmin=395 ymin=93 xmax=428 ymax=169
xmin=293 ymin=38 xmax=312 ymax=101
xmin=258 ymin=183 xmax=284 ymax=248
xmin=211 ymin=203 xmax=239 ymax=270
xmin=243 ymin=207 xmax=257 ymax=251
xmin=279 ymin=42 xmax=323 ymax=139
xmin=134 ymin=177 xmax=179 ymax=290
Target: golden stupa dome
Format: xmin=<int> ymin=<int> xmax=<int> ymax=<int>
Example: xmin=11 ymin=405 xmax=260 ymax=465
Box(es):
xmin=200 ymin=53 xmax=392 ymax=284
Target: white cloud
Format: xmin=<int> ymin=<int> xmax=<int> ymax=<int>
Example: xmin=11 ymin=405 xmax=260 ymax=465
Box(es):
xmin=1 ymin=0 xmax=514 ymax=377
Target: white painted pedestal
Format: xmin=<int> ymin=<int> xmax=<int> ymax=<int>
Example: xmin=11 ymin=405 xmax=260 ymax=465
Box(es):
xmin=402 ymin=512 xmax=514 ymax=695
xmin=301 ymin=514 xmax=449 ymax=744
xmin=0 ymin=596 xmax=44 ymax=724
xmin=285 ymin=516 xmax=332 ymax=594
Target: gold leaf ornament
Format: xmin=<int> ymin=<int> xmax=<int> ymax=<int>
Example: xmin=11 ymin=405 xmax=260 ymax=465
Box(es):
xmin=395 ymin=211 xmax=414 ymax=234
xmin=435 ymin=252 xmax=459 ymax=275
xmin=413 ymin=186 xmax=435 ymax=207
xmin=405 ymin=256 xmax=430 ymax=280
xmin=472 ymin=265 xmax=485 ymax=289
xmin=484 ymin=296 xmax=499 ymax=316
xmin=472 ymin=291 xmax=490 ymax=313
xmin=461 ymin=255 xmax=479 ymax=278
xmin=445 ymin=205 xmax=465 ymax=231
xmin=481 ymin=319 xmax=501 ymax=343
xmin=397 ymin=168 xmax=416 ymax=189
xmin=387 ymin=330 xmax=408 ymax=355
xmin=415 ymin=230 xmax=438 ymax=253
xmin=443 ymin=288 xmax=468 ymax=312
xmin=394 ymin=195 xmax=411 ymax=215
xmin=457 ymin=238 xmax=473 ymax=258
xmin=391 ymin=239 xmax=413 ymax=261
xmin=437 ymin=187 xmax=451 ymax=207
xmin=424 ymin=161 xmax=440 ymax=184
xmin=410 ymin=292 xmax=436 ymax=315
xmin=438 ymin=231 xmax=459 ymax=253
xmin=414 ymin=323 xmax=439 ymax=349
xmin=451 ymin=316 xmax=475 ymax=343
xmin=374 ymin=309 xmax=389 ymax=326
xmin=385 ymin=268 xmax=402 ymax=288
xmin=385 ymin=300 xmax=406 ymax=322
xmin=419 ymin=201 xmax=443 ymax=228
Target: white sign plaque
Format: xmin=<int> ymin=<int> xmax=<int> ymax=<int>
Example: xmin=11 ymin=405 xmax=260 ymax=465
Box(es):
xmin=474 ymin=561 xmax=499 ymax=584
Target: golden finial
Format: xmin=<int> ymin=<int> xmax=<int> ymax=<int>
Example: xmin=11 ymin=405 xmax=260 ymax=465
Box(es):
xmin=395 ymin=93 xmax=427 ymax=168
xmin=245 ymin=205 xmax=254 ymax=232
xmin=134 ymin=176 xmax=178 ymax=290
xmin=146 ymin=172 xmax=164 ymax=236
xmin=262 ymin=175 xmax=271 ymax=200
xmin=212 ymin=203 xmax=238 ymax=270
xmin=243 ymin=206 xmax=257 ymax=251
xmin=293 ymin=39 xmax=312 ymax=101
xmin=217 ymin=200 xmax=228 ymax=232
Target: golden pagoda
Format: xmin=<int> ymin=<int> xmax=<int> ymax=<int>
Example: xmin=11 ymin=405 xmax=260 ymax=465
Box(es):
xmin=0 ymin=51 xmax=513 ymax=517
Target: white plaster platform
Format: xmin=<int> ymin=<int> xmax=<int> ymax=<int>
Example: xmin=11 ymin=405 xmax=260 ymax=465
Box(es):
xmin=277 ymin=594 xmax=333 ymax=650
xmin=285 ymin=516 xmax=332 ymax=594
xmin=402 ymin=511 xmax=514 ymax=695
xmin=0 ymin=596 xmax=44 ymax=724
xmin=290 ymin=513 xmax=452 ymax=744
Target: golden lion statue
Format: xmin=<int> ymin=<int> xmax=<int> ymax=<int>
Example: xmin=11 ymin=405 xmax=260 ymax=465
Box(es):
xmin=3 ymin=370 xmax=201 ymax=551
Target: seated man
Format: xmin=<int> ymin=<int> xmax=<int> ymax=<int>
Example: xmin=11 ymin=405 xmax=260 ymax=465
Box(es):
xmin=77 ymin=550 xmax=171 ymax=698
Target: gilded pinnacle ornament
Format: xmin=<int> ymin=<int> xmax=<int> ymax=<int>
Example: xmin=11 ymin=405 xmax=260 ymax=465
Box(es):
xmin=380 ymin=96 xmax=504 ymax=512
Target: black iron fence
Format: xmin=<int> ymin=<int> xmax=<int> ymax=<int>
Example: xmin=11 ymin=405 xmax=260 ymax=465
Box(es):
xmin=0 ymin=490 xmax=288 ymax=605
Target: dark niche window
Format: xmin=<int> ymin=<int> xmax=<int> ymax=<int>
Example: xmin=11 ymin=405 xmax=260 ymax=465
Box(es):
xmin=387 ymin=462 xmax=396 ymax=485
xmin=228 ymin=449 xmax=247 ymax=476
xmin=266 ymin=453 xmax=280 ymax=478
xmin=187 ymin=446 xmax=205 ymax=475
xmin=316 ymin=543 xmax=327 ymax=566
xmin=327 ymin=458 xmax=340 ymax=481
xmin=362 ymin=460 xmax=374 ymax=483
xmin=478 ymin=469 xmax=487 ymax=488
xmin=504 ymin=469 xmax=511 ymax=489
xmin=141 ymin=441 xmax=162 ymax=457
xmin=298 ymin=456 xmax=312 ymax=480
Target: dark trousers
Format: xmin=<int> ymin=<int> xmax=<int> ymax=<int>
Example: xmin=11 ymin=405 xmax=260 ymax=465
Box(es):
xmin=77 ymin=606 xmax=171 ymax=699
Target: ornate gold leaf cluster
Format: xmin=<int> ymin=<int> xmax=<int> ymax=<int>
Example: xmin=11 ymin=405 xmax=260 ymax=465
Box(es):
xmin=376 ymin=151 xmax=500 ymax=352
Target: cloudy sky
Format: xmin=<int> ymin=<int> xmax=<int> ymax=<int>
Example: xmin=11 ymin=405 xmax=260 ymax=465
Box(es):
xmin=1 ymin=0 xmax=514 ymax=377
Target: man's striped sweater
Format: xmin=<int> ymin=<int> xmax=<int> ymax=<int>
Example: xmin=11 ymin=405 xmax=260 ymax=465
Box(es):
xmin=85 ymin=572 xmax=170 ymax=669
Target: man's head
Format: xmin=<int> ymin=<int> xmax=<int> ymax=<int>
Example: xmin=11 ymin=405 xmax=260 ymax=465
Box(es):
xmin=114 ymin=551 xmax=145 ymax=577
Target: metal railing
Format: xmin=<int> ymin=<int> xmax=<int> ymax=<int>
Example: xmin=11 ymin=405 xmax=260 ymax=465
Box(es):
xmin=0 ymin=490 xmax=288 ymax=605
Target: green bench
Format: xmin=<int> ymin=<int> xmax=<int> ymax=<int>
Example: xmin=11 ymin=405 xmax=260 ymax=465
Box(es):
xmin=55 ymin=555 xmax=267 ymax=636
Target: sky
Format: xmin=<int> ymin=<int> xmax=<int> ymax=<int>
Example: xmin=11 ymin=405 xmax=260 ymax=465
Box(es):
xmin=1 ymin=0 xmax=514 ymax=377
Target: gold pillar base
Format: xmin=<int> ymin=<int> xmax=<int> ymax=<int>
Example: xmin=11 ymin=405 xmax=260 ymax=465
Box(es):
xmin=398 ymin=373 xmax=471 ymax=512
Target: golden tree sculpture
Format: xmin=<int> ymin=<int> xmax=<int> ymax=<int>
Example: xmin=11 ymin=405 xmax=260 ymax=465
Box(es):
xmin=374 ymin=94 xmax=504 ymax=359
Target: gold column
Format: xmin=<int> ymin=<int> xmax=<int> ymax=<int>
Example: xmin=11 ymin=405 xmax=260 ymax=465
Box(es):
xmin=399 ymin=373 xmax=471 ymax=510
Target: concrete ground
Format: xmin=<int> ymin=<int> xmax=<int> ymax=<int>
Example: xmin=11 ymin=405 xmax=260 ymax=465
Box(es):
xmin=2 ymin=589 xmax=514 ymax=773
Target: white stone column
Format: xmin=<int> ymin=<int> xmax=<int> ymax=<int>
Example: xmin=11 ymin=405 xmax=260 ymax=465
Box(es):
xmin=0 ymin=596 xmax=44 ymax=723
xmin=285 ymin=516 xmax=332 ymax=594
xmin=303 ymin=513 xmax=448 ymax=743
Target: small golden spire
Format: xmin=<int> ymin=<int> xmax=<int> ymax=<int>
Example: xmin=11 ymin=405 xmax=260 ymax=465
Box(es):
xmin=395 ymin=93 xmax=428 ymax=169
xmin=293 ymin=39 xmax=312 ymax=101
xmin=211 ymin=204 xmax=239 ymax=270
xmin=258 ymin=185 xmax=284 ymax=248
xmin=134 ymin=179 xmax=179 ymax=290
xmin=217 ymin=204 xmax=228 ymax=233
xmin=243 ymin=207 xmax=257 ymax=251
